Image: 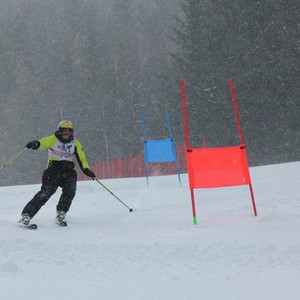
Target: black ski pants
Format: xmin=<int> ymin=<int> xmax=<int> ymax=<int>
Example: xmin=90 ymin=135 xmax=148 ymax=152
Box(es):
xmin=22 ymin=162 xmax=77 ymax=218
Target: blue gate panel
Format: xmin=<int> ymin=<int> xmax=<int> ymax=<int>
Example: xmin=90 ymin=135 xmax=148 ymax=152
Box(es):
xmin=144 ymin=139 xmax=176 ymax=163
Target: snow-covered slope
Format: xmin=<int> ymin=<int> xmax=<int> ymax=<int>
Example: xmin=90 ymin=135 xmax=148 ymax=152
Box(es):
xmin=0 ymin=162 xmax=299 ymax=300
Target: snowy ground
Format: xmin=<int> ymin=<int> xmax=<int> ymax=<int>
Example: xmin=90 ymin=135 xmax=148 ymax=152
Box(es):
xmin=0 ymin=161 xmax=299 ymax=300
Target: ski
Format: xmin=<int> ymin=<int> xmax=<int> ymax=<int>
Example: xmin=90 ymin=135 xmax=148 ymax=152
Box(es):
xmin=19 ymin=223 xmax=38 ymax=230
xmin=18 ymin=221 xmax=67 ymax=229
xmin=27 ymin=224 xmax=38 ymax=229
xmin=56 ymin=221 xmax=67 ymax=227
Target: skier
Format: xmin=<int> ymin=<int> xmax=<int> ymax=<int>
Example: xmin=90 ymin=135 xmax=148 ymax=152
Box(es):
xmin=18 ymin=120 xmax=96 ymax=226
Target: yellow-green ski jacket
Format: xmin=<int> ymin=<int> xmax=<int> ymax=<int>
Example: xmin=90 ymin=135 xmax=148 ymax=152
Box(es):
xmin=37 ymin=134 xmax=90 ymax=170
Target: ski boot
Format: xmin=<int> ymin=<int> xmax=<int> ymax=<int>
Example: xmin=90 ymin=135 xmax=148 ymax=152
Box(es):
xmin=56 ymin=211 xmax=66 ymax=223
xmin=18 ymin=213 xmax=31 ymax=225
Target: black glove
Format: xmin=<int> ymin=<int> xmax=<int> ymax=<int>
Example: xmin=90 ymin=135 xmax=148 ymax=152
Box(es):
xmin=82 ymin=168 xmax=96 ymax=178
xmin=26 ymin=140 xmax=40 ymax=150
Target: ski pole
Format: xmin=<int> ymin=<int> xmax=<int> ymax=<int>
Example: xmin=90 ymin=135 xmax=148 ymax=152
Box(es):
xmin=93 ymin=178 xmax=133 ymax=212
xmin=0 ymin=148 xmax=27 ymax=170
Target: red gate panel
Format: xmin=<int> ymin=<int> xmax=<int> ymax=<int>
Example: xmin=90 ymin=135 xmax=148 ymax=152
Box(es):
xmin=187 ymin=146 xmax=250 ymax=188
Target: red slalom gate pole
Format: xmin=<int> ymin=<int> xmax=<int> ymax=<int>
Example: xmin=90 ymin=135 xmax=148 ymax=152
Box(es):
xmin=180 ymin=80 xmax=191 ymax=150
xmin=229 ymin=79 xmax=244 ymax=145
xmin=229 ymin=79 xmax=258 ymax=216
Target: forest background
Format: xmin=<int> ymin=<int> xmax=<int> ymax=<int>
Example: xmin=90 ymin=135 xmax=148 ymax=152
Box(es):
xmin=0 ymin=0 xmax=299 ymax=186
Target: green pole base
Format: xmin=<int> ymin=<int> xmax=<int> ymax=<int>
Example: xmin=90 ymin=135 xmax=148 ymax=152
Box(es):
xmin=193 ymin=216 xmax=197 ymax=225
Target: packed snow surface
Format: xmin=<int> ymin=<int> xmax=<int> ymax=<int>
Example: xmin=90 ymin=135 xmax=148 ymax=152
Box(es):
xmin=0 ymin=162 xmax=299 ymax=300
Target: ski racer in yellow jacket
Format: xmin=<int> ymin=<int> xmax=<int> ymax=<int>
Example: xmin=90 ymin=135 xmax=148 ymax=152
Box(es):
xmin=19 ymin=120 xmax=95 ymax=226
